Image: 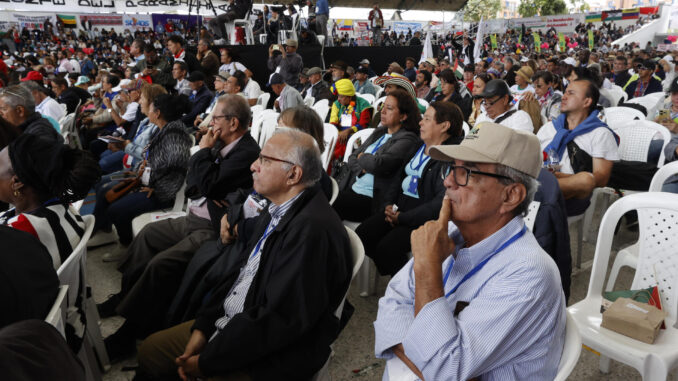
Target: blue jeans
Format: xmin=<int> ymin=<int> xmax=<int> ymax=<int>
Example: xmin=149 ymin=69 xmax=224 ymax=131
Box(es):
xmin=93 ymin=177 xmax=171 ymax=246
xmin=99 ymin=150 xmax=125 ymax=174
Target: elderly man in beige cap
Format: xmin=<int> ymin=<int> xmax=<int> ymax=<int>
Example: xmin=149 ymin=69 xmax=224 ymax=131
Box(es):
xmin=267 ymin=38 xmax=304 ymax=88
xmin=374 ymin=122 xmax=566 ymax=381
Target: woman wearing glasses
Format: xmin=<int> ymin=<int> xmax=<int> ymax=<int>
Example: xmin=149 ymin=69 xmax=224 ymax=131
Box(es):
xmin=91 ymin=94 xmax=192 ymax=261
xmin=355 ymin=102 xmax=464 ymax=276
xmin=429 ymin=69 xmax=472 ymax=121
xmin=333 ymin=88 xmax=421 ymax=223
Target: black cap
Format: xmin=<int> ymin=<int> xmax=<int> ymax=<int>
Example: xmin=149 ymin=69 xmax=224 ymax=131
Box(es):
xmin=670 ymin=77 xmax=678 ymax=93
xmin=267 ymin=73 xmax=285 ymax=87
xmin=187 ymin=71 xmax=206 ymax=82
xmin=476 ymin=79 xmax=510 ymax=98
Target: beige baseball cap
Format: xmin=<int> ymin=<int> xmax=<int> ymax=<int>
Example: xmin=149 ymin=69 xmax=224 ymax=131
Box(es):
xmin=429 ymin=122 xmax=542 ymax=179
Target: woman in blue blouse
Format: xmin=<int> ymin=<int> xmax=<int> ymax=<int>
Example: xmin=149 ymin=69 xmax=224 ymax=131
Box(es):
xmin=356 ymin=101 xmax=465 ymax=276
xmin=332 ymin=89 xmax=422 ymax=222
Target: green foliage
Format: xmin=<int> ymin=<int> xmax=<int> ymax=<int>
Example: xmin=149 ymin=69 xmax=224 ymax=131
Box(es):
xmin=462 ymin=0 xmax=502 ymax=22
xmin=518 ymin=0 xmax=567 ymax=17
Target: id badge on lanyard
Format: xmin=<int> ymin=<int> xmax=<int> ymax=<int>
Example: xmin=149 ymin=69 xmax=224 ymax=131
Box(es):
xmin=141 ymin=167 xmax=151 ymax=186
xmin=407 ymin=176 xmax=420 ymax=194
xmin=340 ymin=113 xmax=352 ymax=127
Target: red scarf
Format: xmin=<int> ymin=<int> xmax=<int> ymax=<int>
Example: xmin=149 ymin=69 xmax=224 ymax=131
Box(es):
xmin=174 ymin=49 xmax=184 ymax=59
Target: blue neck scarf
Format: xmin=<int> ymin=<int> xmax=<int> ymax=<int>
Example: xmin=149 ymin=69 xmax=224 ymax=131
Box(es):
xmin=543 ymin=110 xmax=618 ymax=161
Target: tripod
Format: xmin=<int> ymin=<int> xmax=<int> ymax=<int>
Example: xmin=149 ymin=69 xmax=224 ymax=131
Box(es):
xmin=188 ymin=0 xmax=218 ymax=42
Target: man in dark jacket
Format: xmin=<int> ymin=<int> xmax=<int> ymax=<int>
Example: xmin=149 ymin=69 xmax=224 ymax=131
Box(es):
xmin=52 ymin=76 xmax=90 ymax=114
xmin=625 ymin=59 xmax=663 ymax=100
xmin=0 ymin=84 xmax=63 ymax=143
xmin=136 ymin=128 xmax=352 ymax=380
xmin=181 ymin=71 xmax=214 ymax=127
xmin=612 ymin=55 xmax=631 ymax=88
xmin=134 ymin=45 xmax=174 ymax=91
xmin=99 ymin=95 xmax=260 ymax=361
xmin=301 ymin=66 xmax=335 ymax=104
xmin=167 ymin=35 xmax=201 ymax=74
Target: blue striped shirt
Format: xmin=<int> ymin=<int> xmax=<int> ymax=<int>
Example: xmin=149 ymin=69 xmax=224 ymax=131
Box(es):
xmin=212 ymin=191 xmax=304 ymax=336
xmin=374 ymin=216 xmax=566 ymax=380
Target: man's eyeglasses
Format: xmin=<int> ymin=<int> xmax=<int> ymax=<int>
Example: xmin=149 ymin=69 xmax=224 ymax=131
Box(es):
xmin=480 ymin=97 xmax=503 ymax=107
xmin=258 ymin=153 xmax=297 ymax=167
xmin=441 ymin=164 xmax=513 ymax=186
xmin=211 ymin=114 xmax=237 ymax=122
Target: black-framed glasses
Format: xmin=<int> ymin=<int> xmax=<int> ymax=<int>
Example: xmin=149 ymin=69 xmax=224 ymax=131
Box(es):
xmin=211 ymin=114 xmax=237 ymax=122
xmin=440 ymin=164 xmax=513 ymax=186
xmin=258 ymin=153 xmax=297 ymax=167
xmin=480 ymin=96 xmax=503 ymax=107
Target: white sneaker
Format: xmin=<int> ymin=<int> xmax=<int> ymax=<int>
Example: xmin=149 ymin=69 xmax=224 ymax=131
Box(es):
xmin=102 ymin=244 xmax=129 ymax=263
xmin=87 ymin=228 xmax=118 ymax=248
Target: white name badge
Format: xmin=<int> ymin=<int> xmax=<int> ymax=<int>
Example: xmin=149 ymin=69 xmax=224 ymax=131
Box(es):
xmin=141 ymin=167 xmax=151 ymax=186
xmin=340 ymin=113 xmax=352 ymax=127
xmin=243 ymin=194 xmax=267 ymax=219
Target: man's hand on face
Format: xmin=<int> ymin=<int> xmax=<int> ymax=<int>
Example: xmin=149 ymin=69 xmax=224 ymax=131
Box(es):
xmin=411 ymin=195 xmax=455 ymax=267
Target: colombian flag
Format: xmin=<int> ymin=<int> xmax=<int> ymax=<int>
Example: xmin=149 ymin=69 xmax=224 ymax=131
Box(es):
xmin=622 ymin=8 xmax=640 ymax=20
xmin=58 ymin=14 xmax=77 ymax=27
xmin=585 ymin=14 xmax=602 ymax=22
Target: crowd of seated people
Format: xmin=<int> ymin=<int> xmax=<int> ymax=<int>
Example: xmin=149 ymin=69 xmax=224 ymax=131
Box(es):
xmin=2 ymin=17 xmax=678 ymax=380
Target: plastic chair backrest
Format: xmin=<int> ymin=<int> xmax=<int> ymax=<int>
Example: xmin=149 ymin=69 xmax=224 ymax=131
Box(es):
xmin=417 ymin=98 xmax=430 ymax=109
xmin=329 ymin=177 xmax=339 ymax=205
xmin=334 ymin=227 xmax=365 ymax=318
xmin=554 ymin=311 xmax=582 ymax=381
xmin=258 ymin=113 xmax=279 ymax=147
xmin=251 ymin=109 xmax=275 ymax=142
xmin=374 ymin=86 xmax=384 ymax=100
xmin=304 ymin=97 xmax=315 ymax=107
xmin=357 ymin=93 xmax=375 ymax=105
xmin=615 ymin=121 xmax=670 ymax=167
xmin=57 ymin=214 xmax=95 ymax=310
xmin=603 ymin=106 xmax=645 ymax=128
xmin=312 ymin=99 xmax=330 ymax=121
xmin=343 ymin=128 xmax=375 ymax=162
xmin=373 ymin=96 xmax=386 ymax=112
xmin=257 ymin=92 xmax=270 ymax=108
xmin=649 ymin=161 xmax=678 ymax=191
xmin=523 ymin=201 xmax=541 ymax=231
xmin=322 ymin=123 xmax=338 ymax=169
xmin=45 ymin=285 xmax=69 ymax=339
xmin=250 ymin=104 xmax=263 ymax=117
xmin=589 ymin=193 xmax=678 ymax=322
xmin=462 ymin=121 xmax=470 ymax=136
xmin=627 ymin=92 xmax=664 ymax=116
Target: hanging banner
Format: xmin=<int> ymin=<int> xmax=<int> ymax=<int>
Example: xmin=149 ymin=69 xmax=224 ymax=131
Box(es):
xmin=588 ymin=29 xmax=594 ymax=50
xmin=57 ymin=14 xmax=77 ymax=28
xmin=150 ymin=14 xmax=201 ymax=32
xmin=80 ymin=14 xmax=122 ymax=27
xmin=0 ymin=0 xmax=231 ymax=17
xmin=355 ymin=21 xmax=368 ymax=33
xmin=490 ymin=34 xmax=497 ymax=50
xmin=558 ymin=32 xmax=565 ymax=51
xmin=122 ymin=14 xmax=152 ymax=30
xmin=533 ymin=32 xmax=541 ymax=53
xmin=392 ymin=21 xmax=422 ymax=34
xmin=507 ymin=15 xmax=583 ymax=33
xmin=12 ymin=13 xmax=56 ymax=30
xmin=335 ymin=19 xmax=353 ymax=31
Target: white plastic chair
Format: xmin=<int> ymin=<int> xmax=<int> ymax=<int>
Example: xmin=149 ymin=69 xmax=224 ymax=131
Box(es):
xmin=356 ymin=93 xmax=375 ymax=105
xmin=567 ymin=192 xmax=678 ymax=380
xmin=251 ymin=109 xmax=277 ymax=142
xmin=227 ymin=10 xmax=254 ymax=45
xmin=329 ymin=177 xmax=339 ymax=205
xmin=417 ymin=98 xmax=430 ymax=109
xmin=311 ymin=226 xmax=365 ymax=381
xmin=627 ymin=92 xmax=665 ymax=120
xmin=607 ymin=84 xmax=628 ymax=105
xmin=462 ymin=121 xmax=470 ymax=136
xmin=250 ymin=104 xmax=263 ymax=118
xmin=603 ymin=106 xmax=646 ymax=128
xmin=57 ymin=215 xmax=110 ymax=379
xmin=321 ymin=123 xmax=338 ymax=169
xmin=605 ymin=160 xmax=678 ymax=292
xmin=583 ymin=120 xmax=671 ymax=242
xmin=258 ymin=112 xmax=279 ymax=147
xmin=343 ymin=128 xmax=375 ymax=162
xmin=278 ymin=13 xmax=300 ymax=42
xmin=304 ymin=96 xmax=315 ymax=107
xmin=523 ymin=201 xmax=540 ymax=231
xmin=373 ymin=96 xmax=386 ymax=113
xmin=312 ymin=99 xmax=330 ymax=121
xmin=554 ymin=311 xmax=582 ymax=381
xmin=256 ymin=92 xmax=270 ymax=108
xmin=131 ymin=181 xmax=188 ymax=237
xmin=374 ymin=86 xmax=384 ymax=100
xmin=45 ymin=285 xmax=69 ymax=339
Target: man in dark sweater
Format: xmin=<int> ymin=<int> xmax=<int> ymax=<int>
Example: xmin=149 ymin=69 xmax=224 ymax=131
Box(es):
xmin=135 ymin=128 xmax=352 ymax=380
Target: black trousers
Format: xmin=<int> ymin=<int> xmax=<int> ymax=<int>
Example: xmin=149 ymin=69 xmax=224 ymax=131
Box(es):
xmin=356 ymin=215 xmax=413 ymax=277
xmin=332 ymin=189 xmax=373 ymax=222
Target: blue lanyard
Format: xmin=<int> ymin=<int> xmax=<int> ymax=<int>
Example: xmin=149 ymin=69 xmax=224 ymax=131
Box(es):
xmin=442 ymin=225 xmax=527 ymax=298
xmin=370 ymin=135 xmax=388 ymax=154
xmin=409 ymin=144 xmax=430 ymax=172
xmin=251 ymin=221 xmax=275 ymax=259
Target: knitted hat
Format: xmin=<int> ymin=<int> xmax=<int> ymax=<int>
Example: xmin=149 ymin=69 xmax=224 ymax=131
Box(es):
xmin=331 ymin=78 xmax=355 ymax=97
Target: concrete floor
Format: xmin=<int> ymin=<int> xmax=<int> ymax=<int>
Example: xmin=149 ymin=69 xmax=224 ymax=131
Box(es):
xmin=87 ymin=206 xmax=668 ymax=381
